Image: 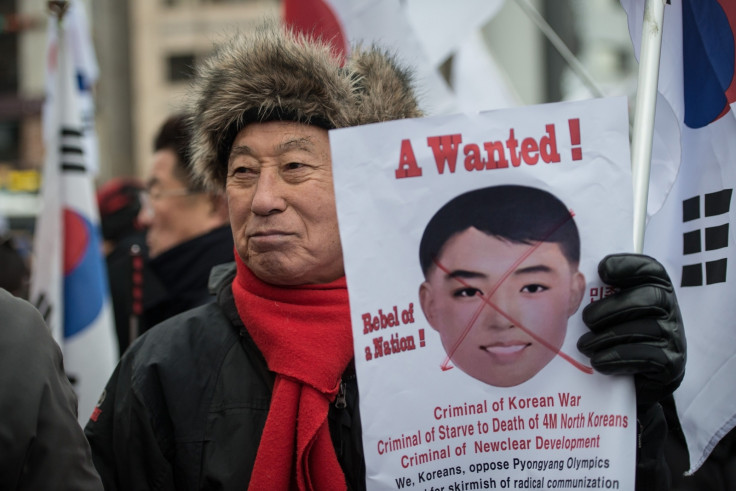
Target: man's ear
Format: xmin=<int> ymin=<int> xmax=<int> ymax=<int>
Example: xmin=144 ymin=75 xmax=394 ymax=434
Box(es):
xmin=208 ymin=193 xmax=230 ymax=221
xmin=567 ymin=271 xmax=586 ymax=317
xmin=419 ymin=281 xmax=438 ymax=331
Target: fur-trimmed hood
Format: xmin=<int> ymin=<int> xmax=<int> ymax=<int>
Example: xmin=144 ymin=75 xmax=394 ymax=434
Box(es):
xmin=188 ymin=20 xmax=423 ymax=190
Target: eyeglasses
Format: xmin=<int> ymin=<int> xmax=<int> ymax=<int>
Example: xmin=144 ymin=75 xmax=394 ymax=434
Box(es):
xmin=138 ymin=188 xmax=201 ymax=215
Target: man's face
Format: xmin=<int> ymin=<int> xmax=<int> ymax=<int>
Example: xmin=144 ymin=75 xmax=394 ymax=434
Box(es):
xmin=419 ymin=227 xmax=585 ymax=387
xmin=137 ymin=149 xmax=215 ymax=258
xmin=226 ymin=121 xmax=343 ymax=285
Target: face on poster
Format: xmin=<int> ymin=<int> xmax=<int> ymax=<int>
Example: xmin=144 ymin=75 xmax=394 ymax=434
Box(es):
xmin=331 ymin=97 xmax=636 ymax=490
xmin=418 ymin=184 xmax=586 ymax=389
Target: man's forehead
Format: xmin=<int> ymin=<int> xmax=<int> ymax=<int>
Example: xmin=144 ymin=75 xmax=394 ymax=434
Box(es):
xmin=435 ymin=234 xmax=574 ymax=276
xmin=147 ymin=151 xmax=180 ymax=186
xmin=239 ymin=120 xmax=326 ymax=139
xmin=230 ymin=122 xmax=329 ymax=159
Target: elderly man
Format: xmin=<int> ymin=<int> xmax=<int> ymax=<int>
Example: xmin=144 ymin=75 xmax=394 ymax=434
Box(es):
xmin=85 ymin=21 xmax=684 ymax=490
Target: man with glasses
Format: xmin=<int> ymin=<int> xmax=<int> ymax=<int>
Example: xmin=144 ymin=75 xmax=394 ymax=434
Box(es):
xmin=129 ymin=113 xmax=232 ymax=346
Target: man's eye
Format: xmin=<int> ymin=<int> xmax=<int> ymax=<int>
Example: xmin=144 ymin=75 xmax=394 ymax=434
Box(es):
xmin=284 ymin=162 xmax=305 ymax=171
xmin=229 ymin=166 xmax=257 ymax=177
xmin=520 ymin=284 xmax=548 ymax=294
xmin=227 ymin=166 xmax=258 ymax=186
xmin=453 ymin=287 xmax=483 ymax=298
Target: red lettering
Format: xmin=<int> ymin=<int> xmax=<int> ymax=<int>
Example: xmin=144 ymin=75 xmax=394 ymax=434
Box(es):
xmin=506 ymin=129 xmax=521 ymax=167
xmin=421 ymin=123 xmax=564 ymax=176
xmin=463 ymin=143 xmax=484 ymax=171
xmin=483 ymin=141 xmax=508 ymax=169
xmin=427 ymin=134 xmax=462 ymax=174
xmin=373 ymin=336 xmax=385 ymax=358
xmin=541 ymin=124 xmax=561 ymax=162
xmin=568 ymin=119 xmax=582 ymax=161
xmin=521 ymin=137 xmax=539 ymax=165
xmin=395 ymin=139 xmax=423 ymax=179
xmin=362 ymin=312 xmax=378 ymax=334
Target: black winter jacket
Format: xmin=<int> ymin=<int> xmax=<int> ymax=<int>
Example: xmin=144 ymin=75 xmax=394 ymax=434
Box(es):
xmin=84 ymin=263 xmax=364 ymax=490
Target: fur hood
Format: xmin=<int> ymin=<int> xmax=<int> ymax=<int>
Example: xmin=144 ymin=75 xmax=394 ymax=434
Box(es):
xmin=188 ymin=20 xmax=423 ymax=190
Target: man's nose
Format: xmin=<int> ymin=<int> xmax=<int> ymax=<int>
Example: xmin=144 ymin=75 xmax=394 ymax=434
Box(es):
xmin=250 ymin=170 xmax=287 ymax=216
xmin=137 ymin=202 xmax=153 ymax=226
xmin=480 ymin=293 xmax=515 ymax=330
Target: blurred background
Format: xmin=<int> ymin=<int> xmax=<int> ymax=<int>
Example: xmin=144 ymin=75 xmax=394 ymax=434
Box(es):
xmin=0 ymin=0 xmax=637 ymax=242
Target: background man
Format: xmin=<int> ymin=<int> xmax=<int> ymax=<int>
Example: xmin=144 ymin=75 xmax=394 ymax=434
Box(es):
xmin=134 ymin=113 xmax=233 ymax=336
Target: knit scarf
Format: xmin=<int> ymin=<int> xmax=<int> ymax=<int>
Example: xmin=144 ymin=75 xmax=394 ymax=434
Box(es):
xmin=231 ymin=255 xmax=353 ymax=491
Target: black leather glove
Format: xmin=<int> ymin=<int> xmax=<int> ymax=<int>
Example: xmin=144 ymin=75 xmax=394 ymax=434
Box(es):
xmin=577 ymin=253 xmax=686 ymax=408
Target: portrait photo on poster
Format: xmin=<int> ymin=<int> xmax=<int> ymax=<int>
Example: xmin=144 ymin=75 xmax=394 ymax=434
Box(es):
xmin=417 ymin=184 xmax=587 ymax=388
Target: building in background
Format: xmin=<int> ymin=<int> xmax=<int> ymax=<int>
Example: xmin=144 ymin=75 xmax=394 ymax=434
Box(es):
xmin=1 ymin=0 xmax=44 ymax=249
xmin=127 ymin=0 xmax=279 ymax=177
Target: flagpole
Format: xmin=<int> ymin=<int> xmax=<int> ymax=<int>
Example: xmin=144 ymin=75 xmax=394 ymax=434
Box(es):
xmin=630 ymin=0 xmax=667 ymax=253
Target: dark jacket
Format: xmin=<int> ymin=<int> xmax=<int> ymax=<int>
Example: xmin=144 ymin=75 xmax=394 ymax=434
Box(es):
xmin=663 ymin=395 xmax=736 ymax=490
xmin=142 ymin=224 xmax=234 ymax=332
xmin=84 ymin=263 xmax=364 ymax=490
xmin=109 ymin=225 xmax=234 ymax=355
xmin=85 ymin=264 xmax=668 ymax=490
xmin=105 ymin=230 xmax=147 ymax=354
xmin=0 ymin=289 xmax=103 ymax=490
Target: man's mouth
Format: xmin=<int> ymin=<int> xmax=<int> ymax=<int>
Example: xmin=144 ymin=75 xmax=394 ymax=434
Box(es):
xmin=249 ymin=228 xmax=289 ymax=237
xmin=482 ymin=343 xmax=530 ymax=356
xmin=248 ymin=230 xmax=294 ymax=250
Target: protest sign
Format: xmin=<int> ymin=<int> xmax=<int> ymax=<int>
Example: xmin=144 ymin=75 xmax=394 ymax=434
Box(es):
xmin=331 ymin=97 xmax=636 ymax=490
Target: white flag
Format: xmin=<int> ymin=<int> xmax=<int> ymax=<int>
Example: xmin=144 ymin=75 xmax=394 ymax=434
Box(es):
xmin=403 ymin=0 xmax=505 ymax=67
xmin=282 ymin=0 xmax=513 ymax=115
xmin=451 ymin=30 xmax=519 ymax=112
xmin=31 ymin=2 xmax=118 ymax=425
xmin=622 ymin=0 xmax=736 ymax=472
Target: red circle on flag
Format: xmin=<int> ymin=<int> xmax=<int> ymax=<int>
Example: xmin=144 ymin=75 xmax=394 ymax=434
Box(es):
xmin=63 ymin=208 xmax=89 ymax=275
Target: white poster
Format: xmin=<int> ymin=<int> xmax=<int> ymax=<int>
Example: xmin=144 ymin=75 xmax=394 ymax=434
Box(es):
xmin=331 ymin=97 xmax=637 ymax=490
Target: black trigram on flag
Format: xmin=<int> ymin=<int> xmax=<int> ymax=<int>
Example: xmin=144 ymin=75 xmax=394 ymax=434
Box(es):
xmin=681 ymin=188 xmax=733 ymax=287
xmin=60 ymin=126 xmax=86 ymax=172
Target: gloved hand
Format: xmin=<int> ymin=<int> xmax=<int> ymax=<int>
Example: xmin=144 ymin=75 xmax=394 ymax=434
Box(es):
xmin=577 ymin=253 xmax=686 ymax=408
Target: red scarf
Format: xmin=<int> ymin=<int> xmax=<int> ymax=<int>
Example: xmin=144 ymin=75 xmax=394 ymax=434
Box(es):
xmin=231 ymin=256 xmax=353 ymax=491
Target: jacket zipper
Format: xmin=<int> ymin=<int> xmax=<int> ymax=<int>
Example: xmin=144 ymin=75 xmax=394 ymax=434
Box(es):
xmin=335 ymin=380 xmax=347 ymax=409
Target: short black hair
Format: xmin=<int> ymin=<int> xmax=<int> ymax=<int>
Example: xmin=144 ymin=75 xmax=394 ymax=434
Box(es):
xmin=419 ymin=185 xmax=580 ymax=276
xmin=153 ymin=113 xmax=205 ymax=192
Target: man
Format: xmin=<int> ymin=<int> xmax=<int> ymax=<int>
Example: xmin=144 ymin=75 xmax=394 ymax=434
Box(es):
xmin=0 ymin=288 xmax=103 ymax=490
xmin=419 ymin=184 xmax=585 ymax=387
xmin=85 ymin=21 xmax=684 ymax=490
xmin=134 ymin=113 xmax=233 ymax=336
